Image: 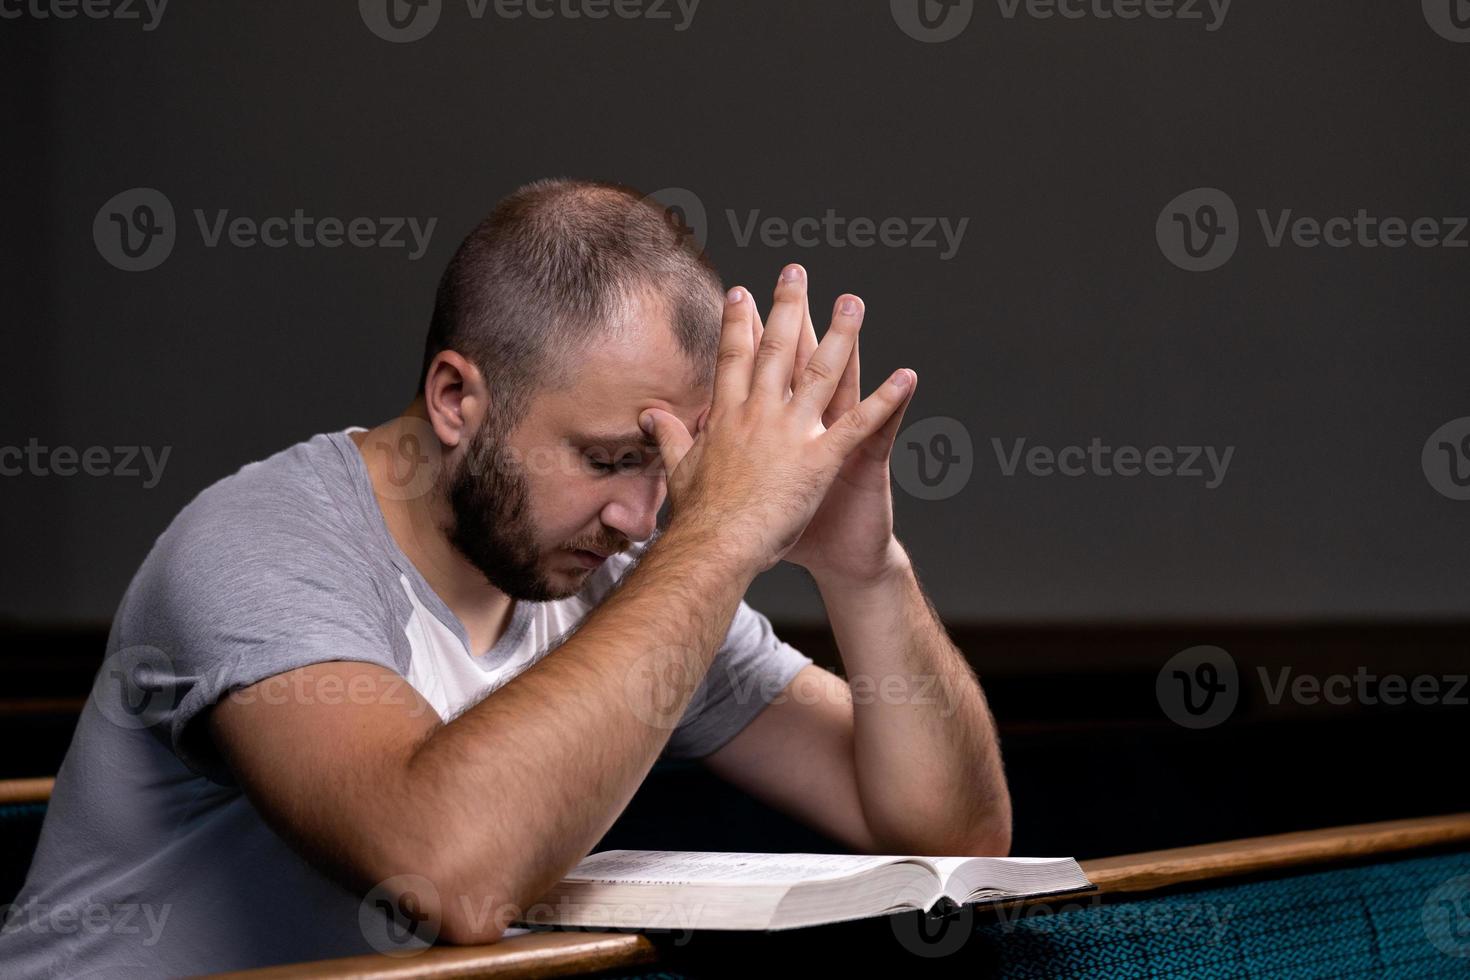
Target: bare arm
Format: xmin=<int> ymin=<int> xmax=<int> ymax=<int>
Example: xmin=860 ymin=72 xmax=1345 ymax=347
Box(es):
xmin=211 ymin=519 xmax=752 ymax=944
xmin=815 ymin=541 xmax=1012 ymax=856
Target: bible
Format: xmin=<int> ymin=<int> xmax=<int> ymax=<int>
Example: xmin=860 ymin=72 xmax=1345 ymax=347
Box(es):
xmin=515 ymin=850 xmax=1093 ymax=931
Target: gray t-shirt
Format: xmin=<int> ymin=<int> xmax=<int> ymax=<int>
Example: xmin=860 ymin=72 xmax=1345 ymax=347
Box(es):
xmin=0 ymin=426 xmax=811 ymax=978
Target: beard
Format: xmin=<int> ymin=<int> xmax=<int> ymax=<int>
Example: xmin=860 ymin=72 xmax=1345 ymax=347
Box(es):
xmin=440 ymin=417 xmax=579 ymax=603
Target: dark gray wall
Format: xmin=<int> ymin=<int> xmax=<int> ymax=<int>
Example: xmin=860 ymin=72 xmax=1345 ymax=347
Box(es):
xmin=3 ymin=0 xmax=1467 ymax=624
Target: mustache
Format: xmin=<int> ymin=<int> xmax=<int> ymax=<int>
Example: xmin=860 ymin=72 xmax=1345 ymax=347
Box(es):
xmin=568 ymin=540 xmax=628 ymax=557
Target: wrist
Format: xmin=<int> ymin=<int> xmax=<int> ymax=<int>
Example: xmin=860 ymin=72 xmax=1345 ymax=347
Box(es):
xmin=655 ymin=516 xmax=764 ymax=586
xmin=810 ymin=537 xmax=912 ymax=596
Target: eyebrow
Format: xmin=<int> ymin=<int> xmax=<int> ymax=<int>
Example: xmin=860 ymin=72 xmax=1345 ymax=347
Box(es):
xmin=572 ymin=431 xmax=660 ymax=451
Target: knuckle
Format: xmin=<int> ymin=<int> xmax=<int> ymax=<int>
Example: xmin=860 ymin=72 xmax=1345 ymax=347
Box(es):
xmin=756 ymin=336 xmax=788 ymax=358
xmin=800 ymin=358 xmax=837 ymax=388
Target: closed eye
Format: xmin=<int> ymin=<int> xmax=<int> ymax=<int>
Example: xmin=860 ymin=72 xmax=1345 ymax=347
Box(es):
xmin=585 ymin=451 xmax=650 ymax=475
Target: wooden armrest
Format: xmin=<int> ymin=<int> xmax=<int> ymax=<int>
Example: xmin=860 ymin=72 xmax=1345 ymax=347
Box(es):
xmin=204 ymin=930 xmax=657 ymax=980
xmin=0 ymin=777 xmax=54 ymax=806
xmin=1077 ymin=811 xmax=1470 ymax=896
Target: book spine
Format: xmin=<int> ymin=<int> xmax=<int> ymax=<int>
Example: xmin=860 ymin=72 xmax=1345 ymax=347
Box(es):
xmin=927 ymin=895 xmax=961 ymax=918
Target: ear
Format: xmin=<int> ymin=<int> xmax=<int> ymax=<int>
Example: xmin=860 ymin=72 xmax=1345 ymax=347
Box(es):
xmin=423 ymin=350 xmax=487 ymax=450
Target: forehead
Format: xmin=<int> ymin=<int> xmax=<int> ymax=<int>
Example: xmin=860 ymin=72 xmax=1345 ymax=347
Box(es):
xmin=532 ymin=288 xmax=711 ymax=437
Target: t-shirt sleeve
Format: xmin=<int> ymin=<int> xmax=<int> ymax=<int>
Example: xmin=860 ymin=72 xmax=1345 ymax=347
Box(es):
xmin=658 ymin=599 xmax=814 ymax=762
xmin=108 ymin=499 xmax=405 ymax=784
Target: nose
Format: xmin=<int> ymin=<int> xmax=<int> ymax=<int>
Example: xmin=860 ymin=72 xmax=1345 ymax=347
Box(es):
xmin=600 ymin=471 xmax=666 ymax=546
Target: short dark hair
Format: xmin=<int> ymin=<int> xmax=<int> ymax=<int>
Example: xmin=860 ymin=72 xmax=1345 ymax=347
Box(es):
xmin=417 ymin=177 xmax=724 ymax=435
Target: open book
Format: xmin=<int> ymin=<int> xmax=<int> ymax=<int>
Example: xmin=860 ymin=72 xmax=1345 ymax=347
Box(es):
xmin=515 ymin=850 xmax=1093 ymax=932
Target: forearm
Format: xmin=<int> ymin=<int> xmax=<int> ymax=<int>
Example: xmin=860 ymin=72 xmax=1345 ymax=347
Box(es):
xmin=816 ymin=540 xmax=1012 ymax=856
xmin=404 ymin=519 xmax=756 ymax=930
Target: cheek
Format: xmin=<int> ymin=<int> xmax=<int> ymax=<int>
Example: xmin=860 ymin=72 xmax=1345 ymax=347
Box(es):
xmin=521 ymin=462 xmax=606 ymax=539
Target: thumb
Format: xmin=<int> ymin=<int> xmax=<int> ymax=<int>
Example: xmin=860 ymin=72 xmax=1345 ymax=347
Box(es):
xmin=640 ymin=408 xmax=693 ymax=475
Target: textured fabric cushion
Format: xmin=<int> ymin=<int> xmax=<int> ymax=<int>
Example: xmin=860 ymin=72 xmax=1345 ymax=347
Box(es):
xmin=965 ymin=850 xmax=1470 ymax=978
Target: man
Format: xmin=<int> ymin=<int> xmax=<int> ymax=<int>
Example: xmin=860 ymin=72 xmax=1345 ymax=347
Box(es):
xmin=0 ymin=178 xmax=1011 ymax=976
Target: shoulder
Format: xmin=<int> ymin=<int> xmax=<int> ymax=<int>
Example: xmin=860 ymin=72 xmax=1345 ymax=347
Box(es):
xmin=122 ymin=432 xmax=377 ymax=623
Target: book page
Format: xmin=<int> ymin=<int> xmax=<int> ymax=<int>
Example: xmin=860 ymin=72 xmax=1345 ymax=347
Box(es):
xmin=929 ymin=855 xmax=1068 ymax=886
xmin=932 ymin=857 xmax=1092 ymax=903
xmin=565 ymin=850 xmax=922 ymax=887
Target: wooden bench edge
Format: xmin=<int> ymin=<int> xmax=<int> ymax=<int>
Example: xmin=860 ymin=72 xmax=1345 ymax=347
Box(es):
xmin=0 ymin=777 xmax=55 ymax=806
xmin=1077 ymin=810 xmax=1470 ymax=896
xmin=204 ymin=929 xmax=658 ymax=980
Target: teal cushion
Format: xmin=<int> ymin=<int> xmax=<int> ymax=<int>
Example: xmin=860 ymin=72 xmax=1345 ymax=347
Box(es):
xmin=965 ymin=849 xmax=1470 ymax=978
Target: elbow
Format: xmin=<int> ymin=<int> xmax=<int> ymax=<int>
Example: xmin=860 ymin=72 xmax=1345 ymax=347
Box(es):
xmin=943 ymin=800 xmax=1012 ymax=856
xmin=967 ymin=796 xmax=1014 ymax=856
xmin=365 ymin=843 xmax=514 ymax=947
xmin=437 ymin=902 xmax=510 ymax=947
xmin=968 ymin=822 xmax=1012 ymax=857
xmin=421 ymin=863 xmax=513 ymax=946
